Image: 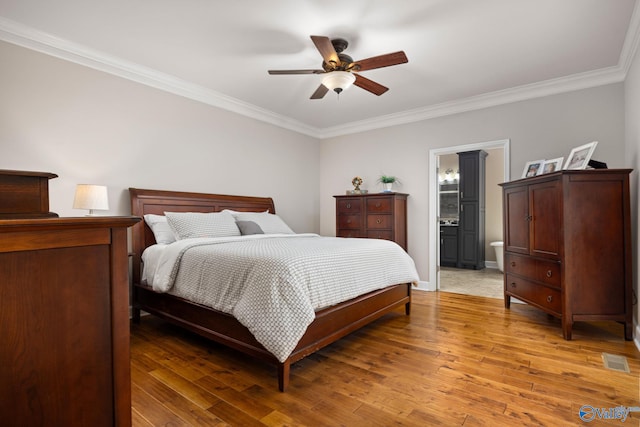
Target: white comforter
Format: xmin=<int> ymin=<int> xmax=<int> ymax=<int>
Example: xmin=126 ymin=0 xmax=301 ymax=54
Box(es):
xmin=142 ymin=234 xmax=419 ymax=362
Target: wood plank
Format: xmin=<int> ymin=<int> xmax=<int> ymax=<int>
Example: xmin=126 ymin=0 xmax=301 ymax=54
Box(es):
xmin=131 ymin=291 xmax=640 ymax=426
xmin=131 ymin=365 xmax=226 ymax=425
xmin=131 ymin=382 xmax=190 ymax=426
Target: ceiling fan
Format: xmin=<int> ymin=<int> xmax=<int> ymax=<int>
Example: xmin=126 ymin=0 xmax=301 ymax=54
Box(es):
xmin=268 ymin=35 xmax=408 ymax=99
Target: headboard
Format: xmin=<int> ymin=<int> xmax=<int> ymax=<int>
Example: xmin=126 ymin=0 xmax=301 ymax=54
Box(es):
xmin=129 ymin=188 xmax=276 ymax=285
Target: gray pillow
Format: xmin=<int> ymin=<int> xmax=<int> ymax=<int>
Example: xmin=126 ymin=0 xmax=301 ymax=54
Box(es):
xmin=232 ymin=212 xmax=295 ymax=234
xmin=236 ymin=220 xmax=264 ymax=235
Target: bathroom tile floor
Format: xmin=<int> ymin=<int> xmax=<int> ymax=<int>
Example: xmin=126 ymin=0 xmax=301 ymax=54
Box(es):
xmin=438 ymin=266 xmax=504 ymax=299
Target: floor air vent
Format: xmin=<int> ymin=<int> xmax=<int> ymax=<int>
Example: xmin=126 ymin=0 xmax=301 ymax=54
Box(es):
xmin=602 ymin=353 xmax=630 ymax=373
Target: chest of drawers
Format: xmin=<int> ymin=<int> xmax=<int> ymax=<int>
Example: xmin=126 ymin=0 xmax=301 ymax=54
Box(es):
xmin=334 ymin=193 xmax=408 ymax=250
xmin=500 ymin=169 xmax=632 ymax=340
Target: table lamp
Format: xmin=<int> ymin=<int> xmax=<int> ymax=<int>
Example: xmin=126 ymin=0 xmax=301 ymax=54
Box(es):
xmin=73 ymin=184 xmax=109 ymax=215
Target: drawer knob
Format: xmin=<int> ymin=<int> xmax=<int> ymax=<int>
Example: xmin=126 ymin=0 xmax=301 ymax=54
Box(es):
xmin=376 ymin=219 xmax=382 ymax=224
xmin=510 ymin=282 xmax=516 ymax=288
xmin=346 ymin=203 xmax=351 ymax=209
xmin=375 ymin=203 xmax=381 ymax=208
xmin=547 ymin=295 xmax=553 ymax=303
xmin=546 ymin=270 xmax=552 ymax=278
xmin=511 ymin=261 xmax=516 ymax=267
xmin=346 ymin=219 xmax=351 ymax=224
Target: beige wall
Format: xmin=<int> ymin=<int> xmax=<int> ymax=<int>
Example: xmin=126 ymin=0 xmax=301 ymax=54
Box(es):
xmin=320 ymin=84 xmax=625 ymax=285
xmin=484 ymin=147 xmax=504 ymax=262
xmin=624 ymin=37 xmax=640 ymax=346
xmin=0 ymin=41 xmax=321 ymax=233
xmin=0 ymin=40 xmax=628 ymax=294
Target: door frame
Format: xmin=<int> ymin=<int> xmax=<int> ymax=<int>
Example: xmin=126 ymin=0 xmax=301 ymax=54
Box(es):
xmin=428 ymin=139 xmax=511 ymax=290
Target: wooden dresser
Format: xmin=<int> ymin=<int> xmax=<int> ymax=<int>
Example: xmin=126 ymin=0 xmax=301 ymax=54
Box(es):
xmin=334 ymin=192 xmax=408 ymax=250
xmin=0 ymin=216 xmax=140 ymax=426
xmin=500 ymin=169 xmax=632 ymax=340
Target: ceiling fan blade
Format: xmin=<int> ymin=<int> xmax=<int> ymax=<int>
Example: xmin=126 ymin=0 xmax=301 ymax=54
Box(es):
xmin=354 ymin=74 xmax=389 ymax=96
xmin=268 ymin=69 xmax=325 ymax=75
xmin=353 ymin=51 xmax=408 ymax=72
xmin=310 ymin=84 xmax=329 ymax=99
xmin=311 ymin=35 xmax=339 ymax=66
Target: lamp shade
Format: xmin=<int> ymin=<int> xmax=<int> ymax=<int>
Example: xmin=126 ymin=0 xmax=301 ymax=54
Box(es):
xmin=322 ymin=71 xmax=356 ymax=94
xmin=73 ymin=184 xmax=109 ymax=215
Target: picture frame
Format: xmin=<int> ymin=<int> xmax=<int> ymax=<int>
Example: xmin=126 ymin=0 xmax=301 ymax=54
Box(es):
xmin=522 ymin=160 xmax=545 ymax=178
xmin=541 ymin=157 xmax=564 ymax=174
xmin=564 ymin=141 xmax=598 ymax=170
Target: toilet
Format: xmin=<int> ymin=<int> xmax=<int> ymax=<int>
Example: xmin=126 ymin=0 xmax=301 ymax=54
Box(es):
xmin=490 ymin=241 xmax=504 ymax=272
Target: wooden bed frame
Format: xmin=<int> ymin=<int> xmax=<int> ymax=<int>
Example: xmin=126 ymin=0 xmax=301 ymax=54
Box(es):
xmin=129 ymin=188 xmax=411 ymax=391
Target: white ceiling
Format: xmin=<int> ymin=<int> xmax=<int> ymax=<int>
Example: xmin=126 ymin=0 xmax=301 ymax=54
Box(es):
xmin=0 ymin=0 xmax=638 ymax=138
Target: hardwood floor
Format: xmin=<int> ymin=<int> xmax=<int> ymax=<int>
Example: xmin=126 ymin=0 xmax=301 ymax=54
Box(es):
xmin=131 ymin=291 xmax=639 ymax=426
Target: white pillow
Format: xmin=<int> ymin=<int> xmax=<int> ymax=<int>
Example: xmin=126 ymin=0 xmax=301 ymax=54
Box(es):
xmin=231 ymin=211 xmax=294 ymax=234
xmin=165 ymin=211 xmax=240 ymax=240
xmin=143 ymin=214 xmax=176 ymax=244
xmin=221 ymin=209 xmax=270 ymax=218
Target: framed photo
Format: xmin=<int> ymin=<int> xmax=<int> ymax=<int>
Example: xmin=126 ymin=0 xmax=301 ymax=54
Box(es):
xmin=522 ymin=160 xmax=545 ymax=178
xmin=564 ymin=141 xmax=598 ymax=170
xmin=541 ymin=157 xmax=564 ymax=174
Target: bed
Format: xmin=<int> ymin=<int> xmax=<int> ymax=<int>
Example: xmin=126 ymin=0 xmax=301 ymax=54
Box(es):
xmin=129 ymin=187 xmax=418 ymax=391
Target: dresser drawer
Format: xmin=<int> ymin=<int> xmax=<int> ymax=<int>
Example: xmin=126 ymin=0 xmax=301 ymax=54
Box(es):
xmin=505 ymin=274 xmax=561 ymax=314
xmin=334 ymin=193 xmax=408 ymax=251
xmin=366 ymin=230 xmax=393 ymax=240
xmin=536 ymin=259 xmax=560 ymax=287
xmin=367 ymin=214 xmax=391 ymax=229
xmin=337 ymin=215 xmax=361 ymax=229
xmin=337 ymin=198 xmax=361 ymax=214
xmin=505 ymin=253 xmax=561 ymax=288
xmin=366 ymin=197 xmax=392 ymax=213
xmin=505 ymin=253 xmax=533 ymax=276
xmin=337 ymin=229 xmax=363 ymax=238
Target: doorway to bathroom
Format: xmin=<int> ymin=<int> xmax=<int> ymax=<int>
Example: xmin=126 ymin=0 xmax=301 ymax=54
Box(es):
xmin=428 ymin=139 xmax=510 ymax=295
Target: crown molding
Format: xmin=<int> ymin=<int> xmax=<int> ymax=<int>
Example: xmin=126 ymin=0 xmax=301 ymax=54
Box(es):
xmin=321 ymin=3 xmax=640 ymax=139
xmin=0 ymin=17 xmax=323 ymax=139
xmin=1 ymin=15 xmax=637 ymax=141
xmin=620 ymin=0 xmax=640 ymax=75
xmin=318 ymin=65 xmax=626 ymax=139
xmin=320 ymin=2 xmax=640 ymax=139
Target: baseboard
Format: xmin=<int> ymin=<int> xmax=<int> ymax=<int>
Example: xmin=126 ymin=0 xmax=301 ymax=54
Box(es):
xmin=414 ymin=280 xmax=436 ymax=292
xmin=485 ymin=261 xmax=499 ymax=270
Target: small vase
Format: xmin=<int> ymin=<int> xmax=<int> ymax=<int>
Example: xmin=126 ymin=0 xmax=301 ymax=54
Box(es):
xmin=383 ymin=182 xmax=393 ymax=192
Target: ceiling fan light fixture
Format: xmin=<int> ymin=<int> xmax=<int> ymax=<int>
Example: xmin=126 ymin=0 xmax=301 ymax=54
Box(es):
xmin=269 ymin=35 xmax=407 ymax=99
xmin=322 ymin=71 xmax=356 ymax=94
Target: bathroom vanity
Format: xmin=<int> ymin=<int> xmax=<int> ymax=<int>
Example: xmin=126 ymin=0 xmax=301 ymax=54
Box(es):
xmin=439 ymin=222 xmax=458 ymax=267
